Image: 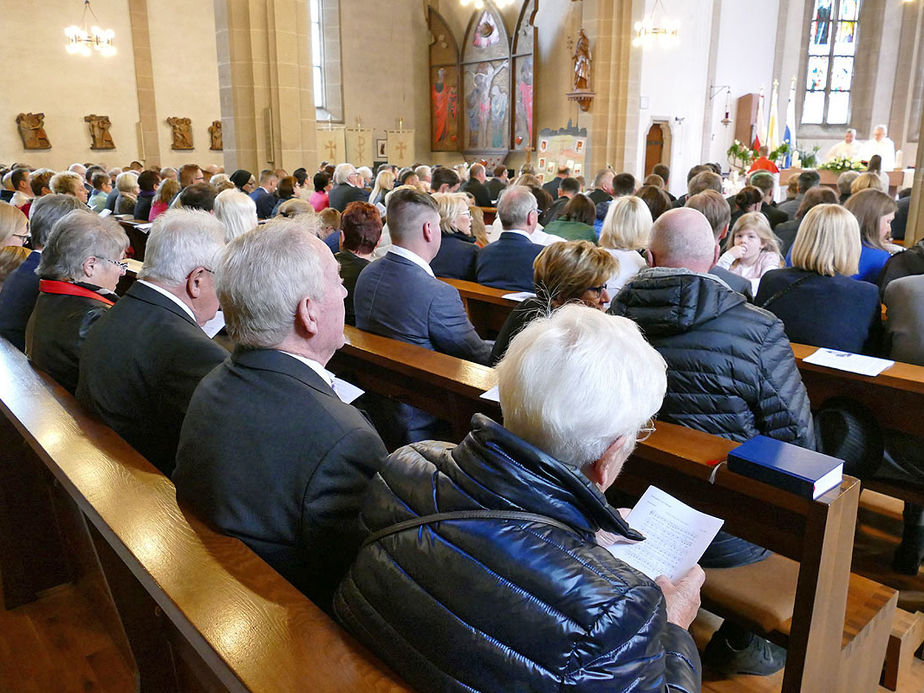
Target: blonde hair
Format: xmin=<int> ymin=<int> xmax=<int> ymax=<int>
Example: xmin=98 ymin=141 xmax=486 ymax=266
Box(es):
xmin=0 ymin=245 xmax=31 ymax=287
xmin=532 ymin=241 xmax=618 ymax=306
xmin=728 ymin=211 xmax=781 ymax=256
xmin=155 ymin=178 xmax=180 ymax=205
xmin=844 ymin=188 xmax=897 ymax=251
xmin=599 ymin=196 xmax=653 ymax=251
xmin=850 ymin=172 xmax=884 ymax=195
xmin=0 ymin=202 xmax=28 ymax=246
xmin=791 ymin=204 xmax=861 ymax=277
xmin=49 ymin=171 xmax=83 ymax=197
xmin=432 ymin=192 xmax=470 ymax=235
xmin=370 ymin=170 xmax=396 ymax=203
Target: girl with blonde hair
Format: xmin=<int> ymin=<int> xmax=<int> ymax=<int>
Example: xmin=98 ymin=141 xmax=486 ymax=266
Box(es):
xmin=716 ymin=212 xmax=782 ymax=294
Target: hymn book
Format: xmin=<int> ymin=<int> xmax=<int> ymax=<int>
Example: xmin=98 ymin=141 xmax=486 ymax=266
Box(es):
xmin=605 ymin=486 xmax=723 ymax=582
xmin=727 ymin=435 xmax=843 ymax=500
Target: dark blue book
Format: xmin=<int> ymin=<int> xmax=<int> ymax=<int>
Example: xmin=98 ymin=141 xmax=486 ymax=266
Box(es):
xmin=727 ymin=436 xmax=844 ymax=500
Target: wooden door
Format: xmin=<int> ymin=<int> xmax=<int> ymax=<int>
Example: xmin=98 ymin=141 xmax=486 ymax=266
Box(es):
xmin=644 ymin=124 xmax=663 ymax=177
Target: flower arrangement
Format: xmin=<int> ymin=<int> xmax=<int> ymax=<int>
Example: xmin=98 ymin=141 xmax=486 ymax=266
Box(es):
xmin=727 ymin=140 xmax=755 ymax=171
xmin=819 ymin=156 xmax=865 ymax=172
xmin=797 ymin=145 xmax=821 ymax=169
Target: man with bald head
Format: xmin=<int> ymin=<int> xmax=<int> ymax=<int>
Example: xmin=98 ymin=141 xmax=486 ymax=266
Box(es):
xmin=609 ymin=206 xmax=814 ymax=675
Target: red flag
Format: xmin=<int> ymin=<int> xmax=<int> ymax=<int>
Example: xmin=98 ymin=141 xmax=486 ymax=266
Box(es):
xmin=752 ymin=134 xmax=761 ymax=151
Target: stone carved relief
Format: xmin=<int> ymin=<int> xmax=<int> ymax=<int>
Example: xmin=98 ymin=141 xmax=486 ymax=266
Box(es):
xmin=209 ymin=120 xmax=223 ymax=150
xmin=84 ymin=114 xmax=115 ymax=149
xmin=167 ymin=116 xmax=193 ymax=150
xmin=16 ymin=112 xmax=51 ymax=150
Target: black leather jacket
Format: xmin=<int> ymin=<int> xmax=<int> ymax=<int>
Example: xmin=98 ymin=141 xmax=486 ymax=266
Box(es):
xmin=335 ymin=415 xmax=701 ymax=692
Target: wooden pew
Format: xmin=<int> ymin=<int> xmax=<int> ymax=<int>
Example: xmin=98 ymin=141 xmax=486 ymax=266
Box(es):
xmin=329 ymin=325 xmax=898 ymax=693
xmin=440 ymin=277 xmax=518 ymax=338
xmin=0 ymin=339 xmax=410 ymax=692
xmin=118 ymin=218 xmax=151 ymax=261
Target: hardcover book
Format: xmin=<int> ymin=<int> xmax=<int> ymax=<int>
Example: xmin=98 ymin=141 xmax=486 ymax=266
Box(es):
xmin=727 ymin=436 xmax=844 ymax=500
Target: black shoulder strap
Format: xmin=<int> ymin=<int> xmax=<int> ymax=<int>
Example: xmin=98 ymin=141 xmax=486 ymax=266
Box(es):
xmin=759 ymin=273 xmax=813 ymax=310
xmin=361 ymin=509 xmax=579 ymax=549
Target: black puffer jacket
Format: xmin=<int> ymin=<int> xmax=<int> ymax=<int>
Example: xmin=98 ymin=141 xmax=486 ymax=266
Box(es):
xmin=335 ymin=415 xmax=701 ymax=693
xmin=609 ymin=268 xmax=815 ymax=448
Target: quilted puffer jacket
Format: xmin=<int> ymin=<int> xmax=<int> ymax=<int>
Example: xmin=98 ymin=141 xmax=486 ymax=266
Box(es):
xmin=609 ymin=267 xmax=815 ymax=448
xmin=334 ymin=415 xmax=701 ymax=692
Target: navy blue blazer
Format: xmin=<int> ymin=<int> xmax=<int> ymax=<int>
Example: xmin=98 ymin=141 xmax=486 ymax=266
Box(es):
xmin=0 ymin=250 xmax=41 ymax=351
xmin=475 ymin=231 xmax=543 ymax=291
xmin=354 ymin=252 xmax=490 ymax=365
xmin=249 ymin=187 xmax=276 ymax=219
xmin=430 ymin=232 xmax=478 ymax=281
xmin=328 ymin=183 xmax=369 ymax=212
xmin=173 ymin=347 xmax=386 ymax=611
xmin=77 ymin=281 xmax=228 ymax=474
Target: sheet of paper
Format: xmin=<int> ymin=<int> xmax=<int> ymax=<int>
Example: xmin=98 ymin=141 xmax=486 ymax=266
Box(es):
xmin=202 ymin=311 xmax=226 ymax=339
xmin=98 ymin=208 xmax=112 ymax=217
xmin=605 ymin=486 xmax=724 ymax=583
xmin=502 ymin=291 xmax=536 ymax=302
xmin=332 ymin=377 xmax=364 ymax=404
xmin=480 ymin=385 xmax=500 ymax=402
xmin=803 ymin=348 xmax=894 ymax=377
xmin=134 ymin=222 xmax=153 ymax=232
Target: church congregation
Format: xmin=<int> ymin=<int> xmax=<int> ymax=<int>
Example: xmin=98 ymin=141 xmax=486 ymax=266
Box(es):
xmin=2 ymin=0 xmax=924 ymax=691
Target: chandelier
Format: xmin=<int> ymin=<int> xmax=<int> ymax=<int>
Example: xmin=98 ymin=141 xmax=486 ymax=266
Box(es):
xmin=632 ymin=0 xmax=679 ymax=49
xmin=460 ymin=0 xmax=517 ymax=10
xmin=65 ymin=0 xmax=116 ymax=57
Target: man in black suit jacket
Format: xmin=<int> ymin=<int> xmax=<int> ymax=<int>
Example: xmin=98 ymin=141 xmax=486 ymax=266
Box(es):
xmin=249 ymin=169 xmax=278 ymax=219
xmin=476 ymin=185 xmax=544 ymax=291
xmin=328 ymin=163 xmax=370 ymax=212
xmin=486 ymin=165 xmax=508 ymax=202
xmin=0 ymin=194 xmax=85 ymax=351
xmin=461 ymin=163 xmax=493 ymax=208
xmin=541 ymin=166 xmax=570 ymax=198
xmin=173 ymin=218 xmax=386 ymax=611
xmin=77 ymin=209 xmax=228 ymax=475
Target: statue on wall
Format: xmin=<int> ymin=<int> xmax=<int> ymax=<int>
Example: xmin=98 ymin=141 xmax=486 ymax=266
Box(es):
xmin=167 ymin=116 xmax=193 ymax=150
xmin=16 ymin=112 xmax=51 ymax=150
xmin=573 ymin=30 xmax=591 ymax=92
xmin=84 ymin=114 xmax=115 ymax=150
xmin=209 ymin=120 xmax=223 ymax=150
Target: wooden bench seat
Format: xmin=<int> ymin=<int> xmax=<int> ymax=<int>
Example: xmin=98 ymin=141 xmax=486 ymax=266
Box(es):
xmin=0 ymin=339 xmax=410 ymax=692
xmin=330 ymin=325 xmax=899 ymax=692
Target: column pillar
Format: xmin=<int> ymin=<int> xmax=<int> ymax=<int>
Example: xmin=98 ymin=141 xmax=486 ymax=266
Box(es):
xmin=907 ymin=100 xmax=924 ymax=245
xmin=214 ymin=0 xmax=317 ymax=174
xmin=128 ymin=0 xmax=161 ymax=166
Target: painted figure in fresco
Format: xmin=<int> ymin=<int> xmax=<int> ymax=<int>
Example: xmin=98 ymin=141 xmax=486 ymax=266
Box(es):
xmin=490 ymin=85 xmax=506 ymax=148
xmin=517 ymin=58 xmax=534 ymax=143
xmin=432 ymin=67 xmax=458 ymax=145
xmin=466 ymin=62 xmax=503 ymax=148
xmin=472 ymin=11 xmax=500 ymax=48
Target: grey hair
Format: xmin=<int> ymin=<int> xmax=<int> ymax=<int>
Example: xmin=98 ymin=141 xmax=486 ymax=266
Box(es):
xmin=213 ymin=189 xmax=258 ymax=242
xmin=837 ymin=170 xmax=860 ymax=196
xmin=496 ymin=305 xmax=667 ymax=467
xmin=218 ymin=216 xmax=327 ymax=348
xmin=36 ymin=210 xmax=128 ymax=282
xmin=116 ymin=171 xmax=139 ymax=194
xmin=333 ymin=163 xmax=355 ymax=185
xmin=28 ymin=194 xmax=85 ymax=247
xmin=497 ymin=185 xmax=536 ymax=229
xmin=874 ymin=124 xmax=888 ymax=135
xmin=137 ymin=209 xmax=226 ymax=286
xmin=50 ymin=171 xmax=83 ymax=196
xmin=846 ymin=128 xmax=857 ymax=136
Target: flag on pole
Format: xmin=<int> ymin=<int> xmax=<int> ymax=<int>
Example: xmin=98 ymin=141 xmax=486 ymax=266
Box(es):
xmin=783 ymin=76 xmax=797 ymax=168
xmin=754 ymin=86 xmax=766 ymax=151
xmin=767 ymin=80 xmax=780 ymax=152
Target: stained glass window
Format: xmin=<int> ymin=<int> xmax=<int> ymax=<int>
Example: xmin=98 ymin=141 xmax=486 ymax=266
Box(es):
xmin=802 ymin=0 xmax=861 ymax=125
xmin=309 ymin=0 xmax=325 ymax=109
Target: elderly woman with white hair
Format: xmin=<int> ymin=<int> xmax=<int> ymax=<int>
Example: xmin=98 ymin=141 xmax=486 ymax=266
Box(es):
xmin=214 ymin=188 xmax=258 ymax=242
xmin=114 ymin=171 xmax=140 ymax=216
xmin=25 ymin=209 xmax=128 ymax=393
xmin=336 ymin=305 xmax=704 ymax=692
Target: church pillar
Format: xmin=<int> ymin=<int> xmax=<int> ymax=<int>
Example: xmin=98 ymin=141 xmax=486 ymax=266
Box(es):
xmin=582 ymin=0 xmax=644 ymax=176
xmin=907 ymin=102 xmax=924 ymax=245
xmin=214 ymin=0 xmax=318 ymax=174
xmin=128 ymin=0 xmax=161 ymax=167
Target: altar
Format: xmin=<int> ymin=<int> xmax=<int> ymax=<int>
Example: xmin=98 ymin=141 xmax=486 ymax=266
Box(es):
xmin=781 ymin=168 xmax=913 ymax=198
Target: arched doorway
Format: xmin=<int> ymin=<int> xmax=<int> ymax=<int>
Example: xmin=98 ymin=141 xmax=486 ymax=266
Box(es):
xmin=644 ymin=123 xmax=664 ymax=176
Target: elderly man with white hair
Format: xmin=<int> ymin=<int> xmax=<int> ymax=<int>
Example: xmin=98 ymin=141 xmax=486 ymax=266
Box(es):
xmin=77 ymin=209 xmax=228 ymax=475
xmin=173 ymin=215 xmax=387 ymax=611
xmin=335 ymin=304 xmax=703 ymax=692
xmin=824 ymin=128 xmax=862 ymax=163
xmin=476 ymin=185 xmax=546 ymax=290
xmin=861 ymin=124 xmax=896 ymax=172
xmin=328 ymin=162 xmax=370 ymax=211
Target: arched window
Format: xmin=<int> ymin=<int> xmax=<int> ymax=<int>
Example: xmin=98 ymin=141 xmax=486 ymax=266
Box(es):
xmin=309 ymin=0 xmax=325 ymax=109
xmin=801 ymin=0 xmax=861 ymax=125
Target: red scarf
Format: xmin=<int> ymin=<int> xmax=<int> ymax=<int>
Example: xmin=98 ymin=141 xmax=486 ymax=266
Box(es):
xmin=38 ymin=280 xmax=116 ymax=307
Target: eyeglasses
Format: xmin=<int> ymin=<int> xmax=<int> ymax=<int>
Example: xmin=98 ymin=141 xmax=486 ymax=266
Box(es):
xmin=95 ymin=256 xmax=128 ymax=272
xmin=636 ymin=418 xmax=657 ymax=443
xmin=585 ymin=285 xmax=607 ymax=296
xmin=12 ymin=233 xmax=31 ymax=243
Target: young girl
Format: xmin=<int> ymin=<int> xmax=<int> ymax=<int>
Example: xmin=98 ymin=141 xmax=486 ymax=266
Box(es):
xmin=716 ymin=212 xmax=782 ymax=295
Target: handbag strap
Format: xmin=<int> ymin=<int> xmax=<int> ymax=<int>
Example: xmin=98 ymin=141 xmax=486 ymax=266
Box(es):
xmin=361 ymin=509 xmax=579 ymax=549
xmin=758 ymin=273 xmax=813 ymax=310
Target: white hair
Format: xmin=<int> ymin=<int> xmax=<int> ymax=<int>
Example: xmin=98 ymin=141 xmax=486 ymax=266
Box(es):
xmin=496 ymin=305 xmax=667 ymax=467
xmin=356 ymin=166 xmax=373 ymax=181
xmin=217 ymin=216 xmax=327 ymax=348
xmin=116 ymin=171 xmax=139 ymax=194
xmin=68 ymin=163 xmax=86 ymax=174
xmin=49 ymin=171 xmax=83 ymax=196
xmin=846 ymin=128 xmax=856 ymax=136
xmin=497 ymin=185 xmax=536 ymax=229
xmin=137 ymin=209 xmax=226 ymax=286
xmin=213 ymin=189 xmax=258 ymax=242
xmin=333 ymin=163 xmax=355 ymax=185
xmin=414 ymin=165 xmax=432 ymax=181
xmin=874 ymin=124 xmax=888 ymax=135
xmin=37 ymin=210 xmax=128 ymax=282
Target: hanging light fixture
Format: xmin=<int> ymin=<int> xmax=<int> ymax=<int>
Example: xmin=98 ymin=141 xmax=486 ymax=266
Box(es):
xmin=460 ymin=0 xmax=517 ymax=11
xmin=632 ymin=0 xmax=680 ymax=49
xmin=65 ymin=0 xmax=116 ymax=57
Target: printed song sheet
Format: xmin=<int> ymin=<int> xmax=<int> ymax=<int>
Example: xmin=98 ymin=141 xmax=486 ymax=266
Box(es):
xmin=605 ymin=486 xmax=723 ymax=582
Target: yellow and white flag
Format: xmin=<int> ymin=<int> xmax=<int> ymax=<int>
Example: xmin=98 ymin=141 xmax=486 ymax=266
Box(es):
xmin=345 ymin=128 xmax=373 ymax=166
xmin=315 ymin=125 xmax=346 ymax=167
xmin=767 ymin=80 xmax=780 ymax=152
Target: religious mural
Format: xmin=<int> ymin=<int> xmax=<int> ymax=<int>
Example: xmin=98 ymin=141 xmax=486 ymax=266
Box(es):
xmin=511 ymin=0 xmax=537 ymax=152
xmin=429 ymin=9 xmax=461 ymax=152
xmin=461 ymin=6 xmax=511 ymax=153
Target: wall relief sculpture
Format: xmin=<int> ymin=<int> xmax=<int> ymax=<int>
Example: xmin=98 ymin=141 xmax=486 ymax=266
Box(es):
xmin=85 ymin=114 xmax=115 ymax=149
xmin=16 ymin=112 xmax=51 ymax=150
xmin=167 ymin=116 xmax=193 ymax=150
xmin=209 ymin=120 xmax=223 ymax=150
